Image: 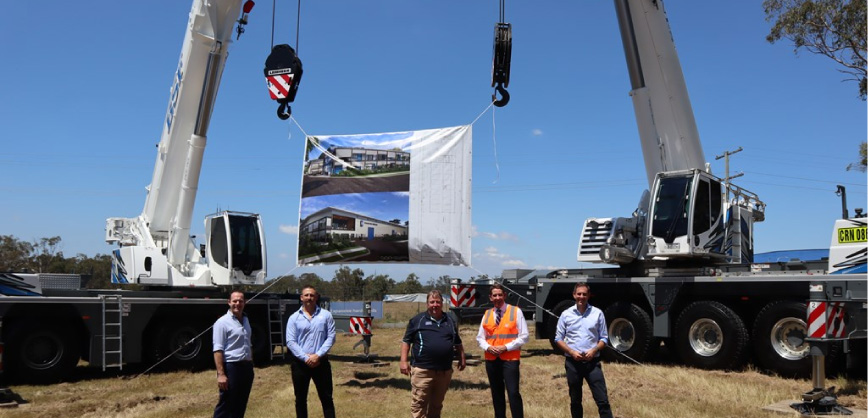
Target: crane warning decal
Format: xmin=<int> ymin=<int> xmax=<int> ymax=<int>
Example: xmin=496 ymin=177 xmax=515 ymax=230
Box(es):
xmin=266 ymin=72 xmax=295 ymax=100
xmin=837 ymin=226 xmax=867 ymax=244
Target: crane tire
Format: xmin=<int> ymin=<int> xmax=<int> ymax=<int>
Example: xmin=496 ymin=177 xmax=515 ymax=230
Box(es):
xmin=602 ymin=302 xmax=654 ymax=363
xmin=154 ymin=322 xmax=212 ymax=371
xmin=674 ymin=301 xmax=748 ymax=370
xmin=752 ymin=300 xmax=841 ymax=377
xmin=6 ymin=322 xmax=80 ymax=383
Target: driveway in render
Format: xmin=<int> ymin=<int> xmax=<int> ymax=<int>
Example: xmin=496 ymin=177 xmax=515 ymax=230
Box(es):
xmin=302 ymin=173 xmax=409 ymax=197
xmin=348 ymin=239 xmax=409 ymax=262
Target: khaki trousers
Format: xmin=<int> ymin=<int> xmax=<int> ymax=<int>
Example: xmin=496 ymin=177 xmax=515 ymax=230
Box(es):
xmin=410 ymin=366 xmax=453 ymax=418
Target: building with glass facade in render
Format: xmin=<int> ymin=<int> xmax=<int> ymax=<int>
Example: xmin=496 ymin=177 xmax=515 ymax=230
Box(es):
xmin=300 ymin=206 xmax=407 ymax=242
xmin=307 ymin=146 xmax=410 ymax=175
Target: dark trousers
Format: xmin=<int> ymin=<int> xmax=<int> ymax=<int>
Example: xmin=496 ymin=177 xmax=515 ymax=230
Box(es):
xmin=485 ymin=358 xmax=523 ymax=418
xmin=214 ymin=361 xmax=254 ymax=418
xmin=291 ymin=357 xmax=336 ymax=418
xmin=564 ymin=358 xmax=612 ymax=418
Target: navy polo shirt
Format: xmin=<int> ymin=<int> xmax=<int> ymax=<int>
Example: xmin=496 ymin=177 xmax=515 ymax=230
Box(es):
xmin=402 ymin=311 xmax=462 ymax=370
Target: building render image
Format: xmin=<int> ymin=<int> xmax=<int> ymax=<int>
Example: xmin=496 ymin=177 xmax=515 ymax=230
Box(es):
xmin=307 ymin=146 xmax=410 ymax=175
xmin=300 ymin=207 xmax=407 ymax=242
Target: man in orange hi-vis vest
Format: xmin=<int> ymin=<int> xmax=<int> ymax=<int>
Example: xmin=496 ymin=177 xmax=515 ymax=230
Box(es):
xmin=476 ymin=283 xmax=529 ymax=418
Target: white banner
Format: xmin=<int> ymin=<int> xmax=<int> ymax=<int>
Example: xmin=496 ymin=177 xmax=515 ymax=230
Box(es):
xmin=298 ymin=126 xmax=472 ymax=266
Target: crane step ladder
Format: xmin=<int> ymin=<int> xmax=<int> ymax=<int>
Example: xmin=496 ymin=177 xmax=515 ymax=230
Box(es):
xmin=100 ymin=295 xmax=124 ymax=371
xmin=267 ymin=299 xmax=285 ymax=360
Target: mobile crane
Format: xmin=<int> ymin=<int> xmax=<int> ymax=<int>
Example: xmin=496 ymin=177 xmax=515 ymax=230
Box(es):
xmin=0 ymin=0 xmax=299 ymax=384
xmin=451 ymin=0 xmax=866 ymax=385
xmin=105 ymin=0 xmax=266 ymax=287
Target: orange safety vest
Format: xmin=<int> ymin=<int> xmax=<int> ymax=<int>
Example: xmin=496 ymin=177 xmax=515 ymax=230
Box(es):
xmin=482 ymin=304 xmax=521 ymax=361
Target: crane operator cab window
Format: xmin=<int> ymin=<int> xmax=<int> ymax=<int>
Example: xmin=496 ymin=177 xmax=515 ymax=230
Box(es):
xmin=207 ymin=212 xmax=265 ymax=281
xmin=651 ymin=176 xmax=692 ymax=243
xmin=649 ymin=171 xmax=725 ymax=260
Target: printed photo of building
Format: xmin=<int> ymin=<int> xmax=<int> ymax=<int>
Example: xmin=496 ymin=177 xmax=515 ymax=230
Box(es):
xmin=306 ymin=146 xmax=410 ymax=175
xmin=300 ymin=206 xmax=407 ymax=241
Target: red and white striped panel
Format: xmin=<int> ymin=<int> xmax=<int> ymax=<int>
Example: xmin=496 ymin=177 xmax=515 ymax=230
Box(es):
xmin=807 ymin=301 xmax=826 ymax=339
xmin=451 ymin=284 xmax=477 ymax=308
xmin=349 ymin=316 xmax=372 ymax=335
xmin=266 ymin=74 xmax=294 ymax=99
xmin=828 ymin=302 xmax=847 ymax=338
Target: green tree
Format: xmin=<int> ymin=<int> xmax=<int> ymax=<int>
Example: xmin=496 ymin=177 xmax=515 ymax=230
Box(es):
xmin=846 ymin=141 xmax=867 ymax=172
xmin=764 ymin=0 xmax=867 ymax=99
xmin=0 ymin=235 xmax=35 ymax=272
xmin=77 ymin=253 xmax=113 ymax=288
xmin=333 ymin=266 xmax=365 ymax=300
xmin=428 ymin=275 xmax=452 ymax=295
xmin=364 ymin=273 xmax=395 ymax=300
xmin=394 ymin=273 xmax=424 ymax=294
xmin=32 ymin=236 xmax=64 ymax=273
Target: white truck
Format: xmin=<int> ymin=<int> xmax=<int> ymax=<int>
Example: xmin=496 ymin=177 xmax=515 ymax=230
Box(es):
xmin=0 ymin=0 xmax=300 ymax=384
xmin=451 ymin=0 xmax=867 ymax=390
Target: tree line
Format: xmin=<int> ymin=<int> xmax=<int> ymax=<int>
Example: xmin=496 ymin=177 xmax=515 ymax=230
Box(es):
xmin=0 ymin=235 xmax=467 ymax=300
xmin=253 ymin=267 xmax=457 ymax=301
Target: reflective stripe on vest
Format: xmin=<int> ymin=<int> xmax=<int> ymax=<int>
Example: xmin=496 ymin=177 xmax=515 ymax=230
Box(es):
xmin=482 ymin=305 xmax=521 ymax=361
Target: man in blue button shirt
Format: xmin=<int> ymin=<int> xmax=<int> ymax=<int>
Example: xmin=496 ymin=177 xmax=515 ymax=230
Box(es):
xmin=286 ymin=285 xmax=336 ymax=418
xmin=554 ymin=283 xmax=613 ymax=418
xmin=213 ymin=290 xmax=254 ymax=418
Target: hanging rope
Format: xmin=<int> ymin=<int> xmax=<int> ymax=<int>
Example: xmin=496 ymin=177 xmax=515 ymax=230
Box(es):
xmin=465 ymin=265 xmax=643 ymax=365
xmin=134 ymin=266 xmax=303 ymax=379
xmin=295 ymin=0 xmax=302 ymax=53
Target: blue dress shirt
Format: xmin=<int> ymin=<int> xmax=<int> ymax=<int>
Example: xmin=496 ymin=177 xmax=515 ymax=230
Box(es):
xmin=554 ymin=304 xmax=609 ymax=357
xmin=286 ymin=306 xmax=336 ymax=361
xmin=213 ymin=310 xmax=253 ymax=362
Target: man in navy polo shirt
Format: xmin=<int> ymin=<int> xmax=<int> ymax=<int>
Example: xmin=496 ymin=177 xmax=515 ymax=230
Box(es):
xmin=400 ymin=289 xmax=466 ymax=418
xmin=213 ymin=290 xmax=254 ymax=418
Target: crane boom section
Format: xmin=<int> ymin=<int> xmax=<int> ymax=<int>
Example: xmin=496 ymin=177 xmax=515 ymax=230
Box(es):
xmin=617 ymin=0 xmax=705 ymax=187
xmin=143 ymin=0 xmax=242 ymax=238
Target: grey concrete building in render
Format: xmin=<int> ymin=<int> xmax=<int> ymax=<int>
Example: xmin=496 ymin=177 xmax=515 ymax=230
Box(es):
xmin=307 ymin=146 xmax=410 ymax=175
xmin=300 ymin=206 xmax=407 ymax=242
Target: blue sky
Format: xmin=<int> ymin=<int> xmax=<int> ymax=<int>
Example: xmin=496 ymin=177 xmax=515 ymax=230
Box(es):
xmin=1 ymin=1 xmax=864 ymax=283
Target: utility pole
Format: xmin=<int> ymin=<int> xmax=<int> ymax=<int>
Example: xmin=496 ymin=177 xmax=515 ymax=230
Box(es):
xmin=715 ymin=147 xmax=744 ymax=205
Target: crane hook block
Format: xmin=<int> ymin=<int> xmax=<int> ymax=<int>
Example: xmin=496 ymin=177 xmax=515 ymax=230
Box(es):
xmin=264 ymin=44 xmax=303 ymax=120
xmin=491 ymin=22 xmax=512 ymax=107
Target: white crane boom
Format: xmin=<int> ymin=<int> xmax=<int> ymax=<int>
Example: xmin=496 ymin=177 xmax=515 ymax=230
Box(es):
xmin=106 ymin=0 xmax=266 ymax=287
xmin=616 ymin=0 xmax=706 ymax=186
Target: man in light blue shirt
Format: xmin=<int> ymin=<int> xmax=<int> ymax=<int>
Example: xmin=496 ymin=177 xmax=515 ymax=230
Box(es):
xmin=213 ymin=290 xmax=254 ymax=418
xmin=286 ymin=285 xmax=336 ymax=418
xmin=554 ymin=283 xmax=613 ymax=418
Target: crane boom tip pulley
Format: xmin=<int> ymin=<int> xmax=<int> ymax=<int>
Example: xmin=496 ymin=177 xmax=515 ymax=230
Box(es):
xmin=491 ymin=22 xmax=512 ymax=107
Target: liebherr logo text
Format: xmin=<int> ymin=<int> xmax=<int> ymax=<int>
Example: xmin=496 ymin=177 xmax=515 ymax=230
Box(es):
xmin=267 ymin=68 xmax=293 ymax=76
xmin=838 ymin=226 xmax=867 ymax=244
xmin=165 ymin=61 xmax=184 ymax=133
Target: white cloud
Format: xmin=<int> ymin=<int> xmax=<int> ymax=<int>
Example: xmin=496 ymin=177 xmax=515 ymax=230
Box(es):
xmin=532 ymin=129 xmax=543 ymax=136
xmin=279 ymin=224 xmax=299 ymax=235
xmin=471 ymin=225 xmax=519 ymax=242
xmin=474 ymin=246 xmax=527 ymax=268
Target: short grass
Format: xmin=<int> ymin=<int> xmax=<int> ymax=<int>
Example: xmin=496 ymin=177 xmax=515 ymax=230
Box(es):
xmin=1 ymin=308 xmax=865 ymax=418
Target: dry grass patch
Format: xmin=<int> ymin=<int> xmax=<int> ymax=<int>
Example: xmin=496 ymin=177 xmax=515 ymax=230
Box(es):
xmin=0 ymin=325 xmax=864 ymax=418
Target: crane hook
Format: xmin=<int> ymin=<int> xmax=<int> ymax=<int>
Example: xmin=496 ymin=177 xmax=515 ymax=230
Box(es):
xmin=492 ymin=83 xmax=510 ymax=107
xmin=277 ymin=102 xmax=292 ymax=120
